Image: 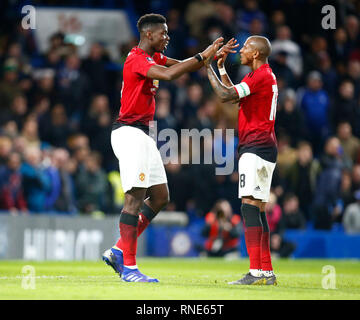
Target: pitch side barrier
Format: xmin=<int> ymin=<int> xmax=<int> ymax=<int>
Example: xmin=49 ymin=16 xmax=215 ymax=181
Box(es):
xmin=0 ymin=211 xmax=187 ymax=261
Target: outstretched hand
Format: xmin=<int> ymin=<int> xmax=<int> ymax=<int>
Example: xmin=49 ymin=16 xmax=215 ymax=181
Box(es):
xmin=201 ymin=37 xmax=224 ymax=67
xmin=216 ymin=38 xmax=239 ymax=67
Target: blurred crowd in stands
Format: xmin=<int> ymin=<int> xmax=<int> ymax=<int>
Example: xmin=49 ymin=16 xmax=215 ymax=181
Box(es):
xmin=1 ymin=0 xmax=360 ymax=239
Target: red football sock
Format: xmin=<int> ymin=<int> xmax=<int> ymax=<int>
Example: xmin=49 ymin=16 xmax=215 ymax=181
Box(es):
xmin=244 ymin=226 xmax=263 ymax=270
xmin=242 ymin=203 xmax=262 ymax=270
xmin=260 ymin=211 xmax=273 ymax=271
xmin=115 ymin=212 xmax=150 ymax=249
xmin=137 ymin=212 xmax=150 ymax=236
xmin=261 ymin=230 xmax=273 ymax=271
xmin=119 ymin=212 xmax=138 ymax=266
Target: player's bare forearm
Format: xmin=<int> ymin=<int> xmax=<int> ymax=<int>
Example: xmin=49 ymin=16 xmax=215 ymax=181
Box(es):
xmin=147 ymin=37 xmax=223 ymax=81
xmin=165 ymin=57 xmax=180 ymax=67
xmin=166 ymin=57 xmax=204 ymax=72
xmin=220 ymin=71 xmax=234 ymax=87
xmin=206 ymin=65 xmax=239 ymax=103
xmin=148 ymin=57 xmax=203 ymax=80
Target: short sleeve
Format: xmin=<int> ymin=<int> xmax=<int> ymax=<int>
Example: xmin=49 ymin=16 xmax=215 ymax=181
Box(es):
xmin=242 ymin=71 xmax=259 ymax=93
xmin=132 ymin=55 xmax=157 ymax=77
xmin=233 ymin=71 xmax=261 ymax=99
xmin=153 ymin=52 xmax=167 ymax=66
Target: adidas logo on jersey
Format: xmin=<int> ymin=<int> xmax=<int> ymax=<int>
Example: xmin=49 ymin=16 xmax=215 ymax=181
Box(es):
xmin=254 ymin=186 xmax=261 ymax=191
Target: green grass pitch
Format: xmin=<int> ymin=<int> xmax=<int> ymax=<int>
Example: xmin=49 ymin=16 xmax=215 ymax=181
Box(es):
xmin=0 ymin=258 xmax=359 ymax=300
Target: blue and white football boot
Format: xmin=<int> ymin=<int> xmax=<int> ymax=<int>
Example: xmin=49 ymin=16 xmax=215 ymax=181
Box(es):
xmin=102 ymin=248 xmax=124 ymax=276
xmin=121 ymin=266 xmax=159 ymax=283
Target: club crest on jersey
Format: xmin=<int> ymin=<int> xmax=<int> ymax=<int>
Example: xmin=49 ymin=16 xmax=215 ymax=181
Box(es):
xmin=139 ymin=173 xmax=145 ymax=181
xmin=150 ymin=79 xmax=159 ymax=94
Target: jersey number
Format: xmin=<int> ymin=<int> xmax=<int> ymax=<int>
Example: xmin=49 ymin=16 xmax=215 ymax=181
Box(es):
xmin=270 ymin=84 xmax=278 ymax=121
xmin=240 ymin=174 xmax=246 ymax=188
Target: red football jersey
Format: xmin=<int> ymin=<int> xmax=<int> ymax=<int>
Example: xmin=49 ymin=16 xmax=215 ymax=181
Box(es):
xmin=117 ymin=47 xmax=167 ymax=125
xmin=233 ymin=64 xmax=278 ymax=162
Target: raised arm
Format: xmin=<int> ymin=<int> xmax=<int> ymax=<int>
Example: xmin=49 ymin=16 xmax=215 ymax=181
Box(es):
xmin=217 ymin=38 xmax=238 ymax=87
xmin=204 ymin=38 xmax=250 ymax=103
xmin=206 ymin=64 xmax=240 ymax=103
xmin=146 ymin=37 xmax=223 ymax=81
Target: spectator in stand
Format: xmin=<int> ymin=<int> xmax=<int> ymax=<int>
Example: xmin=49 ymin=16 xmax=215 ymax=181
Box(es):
xmin=270 ymin=232 xmax=296 ymax=258
xmin=20 ymin=146 xmax=51 ymax=213
xmin=313 ymin=137 xmax=350 ymax=229
xmin=0 ymin=152 xmax=27 ymax=214
xmin=235 ymin=0 xmax=267 ymax=35
xmin=75 ymin=151 xmax=107 ymax=214
xmin=275 ymin=89 xmax=307 ymax=147
xmin=236 ymin=17 xmax=265 ymax=49
xmin=336 ymin=121 xmax=360 ymax=164
xmin=0 ymin=120 xmax=18 ymax=139
xmin=317 ymin=51 xmax=338 ymax=97
xmin=82 ymin=42 xmax=109 ymax=95
xmin=42 ymin=148 xmax=61 ymax=212
xmin=47 ymin=32 xmax=67 ymax=58
xmin=51 ymin=148 xmax=76 ymax=213
xmin=31 ymin=68 xmax=57 ymax=107
xmin=39 ymin=103 xmax=73 ymax=148
xmin=270 ymin=50 xmax=296 ymax=89
xmin=202 ymin=199 xmax=241 ymax=258
xmin=340 ymin=169 xmax=354 ymax=211
xmin=343 ymin=190 xmax=360 ymax=234
xmin=0 ymin=59 xmax=22 ymax=122
xmin=300 ymin=71 xmax=330 ymax=155
xmin=20 ymin=116 xmax=44 ymax=149
xmin=267 ymin=9 xmax=286 ymax=40
xmin=264 ymin=192 xmax=282 ymax=233
xmin=276 ymin=133 xmax=298 ymax=179
xmin=286 ymin=141 xmax=321 ymax=219
xmin=67 ymin=133 xmax=90 ymax=153
xmin=355 ymin=96 xmax=360 ymax=139
xmin=185 ymin=0 xmax=216 ymax=40
xmin=154 ymin=88 xmax=177 ymax=134
xmin=271 ymin=25 xmax=303 ymax=78
xmin=303 ymin=36 xmax=328 ymax=76
xmin=42 ymin=49 xmax=62 ymax=70
xmin=165 ymin=160 xmax=192 ymax=212
xmin=0 ymin=135 xmax=13 ymax=166
xmin=214 ymin=1 xmax=237 ymax=40
xmin=331 ymin=80 xmax=357 ymax=132
xmin=8 ymin=94 xmax=28 ymax=131
xmin=329 ymin=27 xmax=350 ymax=72
xmin=164 ymin=9 xmax=188 ymax=60
xmin=351 ymin=164 xmax=360 ymax=192
xmin=277 ymin=193 xmax=306 ymax=232
xmin=181 ymin=82 xmax=204 ymax=128
xmin=57 ymin=53 xmax=89 ymax=126
xmin=188 ymin=97 xmax=217 ymax=131
xmin=346 ymin=59 xmax=360 ymax=99
xmin=81 ymin=95 xmax=113 ymax=169
xmin=345 ymin=15 xmax=360 ymax=54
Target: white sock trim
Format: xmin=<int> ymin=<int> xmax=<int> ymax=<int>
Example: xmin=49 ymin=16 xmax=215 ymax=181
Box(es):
xmin=262 ymin=270 xmax=274 ymax=277
xmin=249 ymin=269 xmax=262 ymax=277
xmin=124 ymin=265 xmax=138 ymax=270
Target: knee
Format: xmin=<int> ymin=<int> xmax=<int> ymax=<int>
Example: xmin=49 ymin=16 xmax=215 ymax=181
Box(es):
xmin=149 ymin=191 xmax=169 ymax=212
xmin=123 ymin=197 xmax=143 ymax=215
xmin=156 ymin=192 xmax=170 ymax=211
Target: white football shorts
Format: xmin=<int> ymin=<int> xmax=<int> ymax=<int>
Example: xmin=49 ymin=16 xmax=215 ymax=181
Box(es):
xmin=238 ymin=152 xmax=276 ymax=202
xmin=111 ymin=126 xmax=167 ymax=193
